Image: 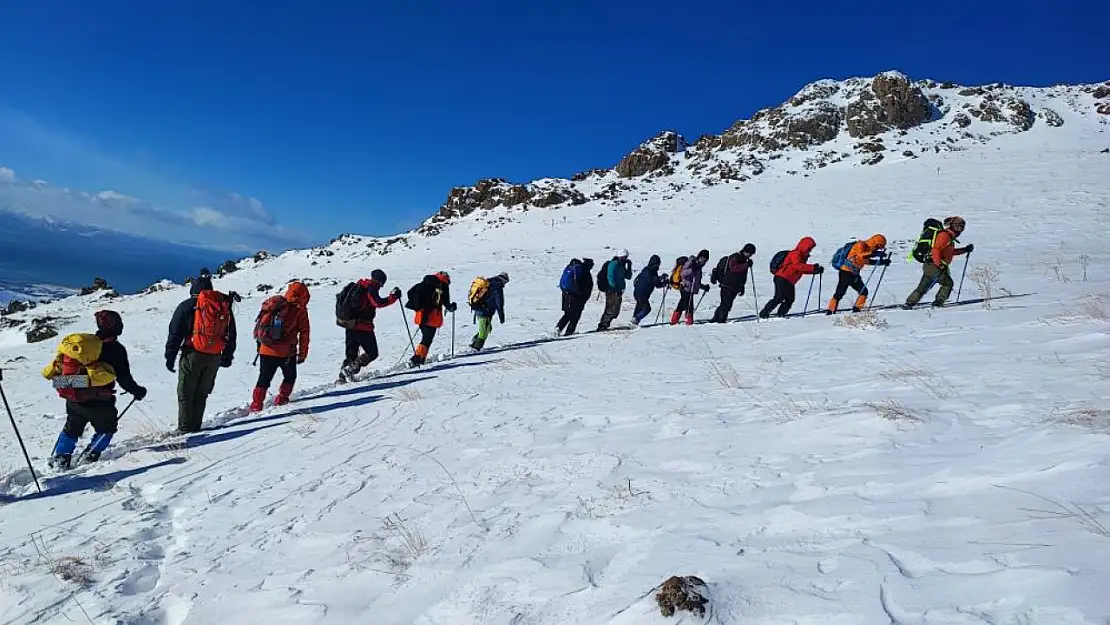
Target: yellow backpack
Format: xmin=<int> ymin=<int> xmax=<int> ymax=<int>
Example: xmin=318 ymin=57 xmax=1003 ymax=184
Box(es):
xmin=468 ymin=277 xmax=490 ymax=308
xmin=42 ymin=334 xmax=117 ymax=400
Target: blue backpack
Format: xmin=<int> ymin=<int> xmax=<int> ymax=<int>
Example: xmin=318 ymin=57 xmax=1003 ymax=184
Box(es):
xmin=559 ymin=260 xmax=582 ymax=292
xmin=831 ymin=241 xmax=856 ymax=270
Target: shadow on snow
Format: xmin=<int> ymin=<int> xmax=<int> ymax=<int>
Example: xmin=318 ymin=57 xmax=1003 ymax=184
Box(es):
xmin=0 ymin=457 xmax=188 ymax=503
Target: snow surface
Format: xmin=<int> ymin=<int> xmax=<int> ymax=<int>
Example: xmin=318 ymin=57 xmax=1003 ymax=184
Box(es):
xmin=1 ymin=85 xmax=1109 ymax=624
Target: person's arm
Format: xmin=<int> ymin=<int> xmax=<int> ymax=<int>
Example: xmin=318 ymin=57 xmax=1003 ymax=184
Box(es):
xmin=222 ymin=310 xmax=237 ymax=364
xmin=105 ymin=344 xmax=144 ymax=398
xmin=367 ymin=286 xmax=393 ymax=308
xmin=931 ymin=231 xmax=952 ymax=265
xmin=496 ymin=288 xmax=506 ymax=323
xmin=297 ymin=307 xmax=311 ymax=362
xmin=164 ymin=300 xmax=191 ymax=364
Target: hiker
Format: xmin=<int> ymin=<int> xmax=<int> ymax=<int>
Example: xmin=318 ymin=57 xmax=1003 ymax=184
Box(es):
xmin=632 ymin=254 xmax=668 ymax=325
xmin=337 ymin=270 xmax=402 ymax=381
xmin=249 ymin=281 xmax=311 ymax=412
xmin=711 ymin=244 xmax=756 ymax=322
xmin=166 ymin=271 xmax=238 ymax=433
xmin=556 ymin=258 xmax=594 ymax=336
xmin=760 ymin=237 xmax=823 ymax=318
xmin=469 ymin=272 xmax=509 ymax=351
xmin=671 ymin=250 xmax=711 ymax=325
xmin=44 ymin=311 xmax=147 ymax=469
xmin=826 ymin=234 xmax=890 ymax=314
xmin=597 ymin=249 xmax=633 ymax=331
xmin=904 ymin=216 xmax=974 ymax=308
xmin=407 ymin=272 xmax=456 ymax=367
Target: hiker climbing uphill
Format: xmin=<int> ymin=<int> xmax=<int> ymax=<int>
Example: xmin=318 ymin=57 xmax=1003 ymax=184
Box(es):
xmin=672 ymin=250 xmax=711 ymax=325
xmin=903 ymin=216 xmax=974 ymax=309
xmin=761 ymin=237 xmax=823 ymax=318
xmin=249 ymin=281 xmax=311 ymax=412
xmin=597 ymin=249 xmax=633 ymax=331
xmin=826 ymin=235 xmax=890 ymax=314
xmin=556 ymin=257 xmax=593 ymax=336
xmin=336 ymin=270 xmax=402 ymax=382
xmin=406 ymin=271 xmax=456 ymax=367
xmin=711 ymin=244 xmax=756 ymax=323
xmin=43 ymin=310 xmax=147 ymax=469
xmin=166 ymin=271 xmax=238 ymax=433
xmin=632 ymin=255 xmax=668 ymax=325
xmin=469 ymin=272 xmax=509 ymax=351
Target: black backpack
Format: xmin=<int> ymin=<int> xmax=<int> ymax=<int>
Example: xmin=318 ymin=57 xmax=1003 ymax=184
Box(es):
xmin=769 ymin=250 xmax=789 ymax=274
xmin=910 ymin=218 xmax=944 ymax=263
xmin=405 ymin=280 xmax=432 ymax=311
xmin=711 ymin=256 xmax=728 ymax=284
xmin=596 ymin=260 xmax=612 ymax=293
xmin=335 ymin=282 xmax=368 ymax=328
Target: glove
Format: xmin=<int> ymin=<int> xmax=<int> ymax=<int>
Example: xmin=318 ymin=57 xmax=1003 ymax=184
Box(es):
xmin=738 ymin=286 xmax=745 ymax=296
xmin=879 ymin=257 xmax=892 ymax=266
xmin=964 ymin=243 xmax=975 ymax=254
xmin=700 ymin=284 xmax=710 ymax=293
xmin=814 ymin=264 xmax=824 ymax=274
xmin=133 ymin=386 xmax=148 ymax=401
xmin=498 ymin=313 xmax=506 ymax=324
xmin=166 ymin=357 xmax=176 ymax=373
xmin=446 ymin=302 xmax=458 ymax=313
xmin=220 ymin=357 xmax=233 ymax=369
xmin=391 ymin=287 xmax=402 ymax=299
xmin=296 ymin=354 xmax=307 ymax=365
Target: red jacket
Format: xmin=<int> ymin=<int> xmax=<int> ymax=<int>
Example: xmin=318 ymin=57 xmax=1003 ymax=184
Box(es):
xmin=775 ymin=237 xmax=818 ymax=284
xmin=258 ymin=282 xmax=311 ymax=360
xmin=353 ymin=279 xmax=399 ymax=333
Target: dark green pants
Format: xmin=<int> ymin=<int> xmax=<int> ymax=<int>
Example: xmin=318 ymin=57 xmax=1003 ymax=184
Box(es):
xmin=906 ymin=263 xmax=954 ymax=306
xmin=177 ymin=351 xmax=222 ymax=432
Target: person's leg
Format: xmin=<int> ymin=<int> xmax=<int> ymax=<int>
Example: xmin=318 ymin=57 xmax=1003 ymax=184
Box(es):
xmin=851 ymin=274 xmax=870 ymax=311
xmin=190 ymin=353 xmax=222 ymax=431
xmin=775 ymin=278 xmax=796 ymax=316
xmin=828 ymin=270 xmax=855 ymax=313
xmin=275 ymin=358 xmax=297 ymax=405
xmin=472 ymin=316 xmax=492 ymax=349
xmin=413 ymin=325 xmax=437 ymax=364
xmin=177 ymin=352 xmax=202 ymax=432
xmin=251 ymin=355 xmax=281 ymax=411
xmin=343 ymin=330 xmax=360 ymax=367
xmin=84 ymin=404 xmax=120 ymax=461
xmin=51 ymin=401 xmax=89 ymax=467
xmin=565 ymin=300 xmax=584 ymax=335
xmin=355 ymin=332 xmax=380 ymax=367
xmin=933 ymin=266 xmax=956 ymax=305
xmin=717 ymin=288 xmax=737 ymax=321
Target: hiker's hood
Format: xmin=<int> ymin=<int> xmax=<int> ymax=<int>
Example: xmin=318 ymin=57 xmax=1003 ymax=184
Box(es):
xmin=285 ymin=281 xmax=310 ymax=305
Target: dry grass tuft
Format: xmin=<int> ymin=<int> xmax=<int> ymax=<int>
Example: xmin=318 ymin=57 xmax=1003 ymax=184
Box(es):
xmin=833 ymin=310 xmax=889 ymax=330
xmin=865 ymin=400 xmax=924 ymax=423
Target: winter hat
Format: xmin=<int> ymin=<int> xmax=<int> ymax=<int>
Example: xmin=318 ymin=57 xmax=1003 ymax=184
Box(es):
xmin=944 ymin=216 xmax=966 ymax=233
xmin=698 ymin=249 xmax=710 ymax=260
xmin=617 ymin=249 xmax=629 ymax=259
xmin=648 ymin=254 xmax=661 ymax=267
xmin=435 ymin=271 xmax=451 ymax=285
xmin=582 ymin=257 xmax=595 ymax=268
xmin=742 ymin=243 xmax=756 ymax=255
xmin=496 ymin=272 xmax=510 ymax=283
xmin=371 ymin=269 xmax=387 ymax=284
xmin=190 ymin=273 xmax=214 ymax=295
xmin=95 ymin=310 xmax=123 ymax=338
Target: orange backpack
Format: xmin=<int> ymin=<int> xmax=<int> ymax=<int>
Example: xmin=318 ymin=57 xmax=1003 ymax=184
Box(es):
xmin=192 ymin=290 xmax=232 ymax=355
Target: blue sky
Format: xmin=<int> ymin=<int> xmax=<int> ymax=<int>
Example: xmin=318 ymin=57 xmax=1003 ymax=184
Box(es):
xmin=0 ymin=1 xmax=1104 ymax=252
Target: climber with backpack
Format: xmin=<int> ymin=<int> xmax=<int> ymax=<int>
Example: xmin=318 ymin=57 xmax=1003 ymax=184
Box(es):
xmin=760 ymin=237 xmax=823 ymax=318
xmin=336 ymin=270 xmax=402 ymax=382
xmin=597 ymin=249 xmax=633 ymax=331
xmin=826 ymin=234 xmax=890 ymax=314
xmin=711 ymin=243 xmax=756 ymax=323
xmin=165 ymin=270 xmax=239 ymax=433
xmin=43 ymin=310 xmax=147 ymax=469
xmin=903 ymin=216 xmax=974 ymax=309
xmin=469 ymin=272 xmax=509 ymax=351
xmin=632 ymin=255 xmax=668 ymax=325
xmin=556 ymin=257 xmax=594 ymax=336
xmin=671 ymin=250 xmax=711 ymax=325
xmin=248 ymin=281 xmax=311 ymax=412
xmin=406 ymin=271 xmax=456 ymax=367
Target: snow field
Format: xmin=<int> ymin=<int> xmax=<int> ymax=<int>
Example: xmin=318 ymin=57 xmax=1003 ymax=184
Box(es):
xmin=0 ymin=112 xmax=1108 ymax=623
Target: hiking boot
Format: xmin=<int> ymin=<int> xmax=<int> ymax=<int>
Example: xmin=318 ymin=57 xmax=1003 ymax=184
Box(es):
xmin=84 ymin=451 xmax=101 ymax=463
xmin=48 ymin=454 xmax=72 ymax=470
xmin=274 ymin=382 xmax=294 ymax=406
xmin=851 ymin=306 xmax=862 ymax=313
xmin=901 ymin=303 xmax=915 ymax=310
xmin=249 ymin=387 xmax=266 ymax=413
xmin=931 ymin=301 xmax=946 ymax=308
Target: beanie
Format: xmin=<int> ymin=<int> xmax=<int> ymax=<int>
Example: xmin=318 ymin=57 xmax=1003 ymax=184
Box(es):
xmin=95 ymin=310 xmax=123 ymax=338
xmin=371 ymin=269 xmax=387 ymax=284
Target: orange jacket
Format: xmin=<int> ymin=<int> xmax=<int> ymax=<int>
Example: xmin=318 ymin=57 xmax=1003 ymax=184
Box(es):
xmin=930 ymin=229 xmax=968 ymax=267
xmin=258 ymin=282 xmax=311 ymax=360
xmin=841 ymin=234 xmax=887 ymax=273
xmin=413 ymin=274 xmax=451 ymax=329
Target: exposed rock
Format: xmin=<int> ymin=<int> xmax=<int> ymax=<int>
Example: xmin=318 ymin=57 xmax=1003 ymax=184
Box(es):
xmin=312 ymin=248 xmax=335 ymax=257
xmin=902 ymin=150 xmax=917 ymax=158
xmin=533 ymin=189 xmax=587 ymax=208
xmin=656 ymin=575 xmax=709 ymax=618
xmin=26 ymin=319 xmax=58 ymax=344
xmin=959 ymin=86 xmax=986 ymax=96
xmin=950 ymin=112 xmax=972 ymax=128
xmin=862 ymin=152 xmax=885 ymax=166
xmin=79 ymin=277 xmax=112 ymax=296
xmin=846 ymin=72 xmax=931 ymax=138
xmin=139 ymin=280 xmax=177 ymax=295
xmin=616 ymin=131 xmax=686 ymax=178
xmin=969 ymin=96 xmax=1034 ymax=131
xmin=253 ymin=250 xmax=272 ymax=263
xmin=1101 ymin=148 xmax=1109 ymax=154
xmin=3 ymin=300 xmax=31 ymax=315
xmin=788 ymin=80 xmax=840 ymax=107
xmin=571 ymin=168 xmax=607 ymax=182
xmin=256 ymin=284 xmax=274 ymax=293
xmin=1092 ymin=85 xmax=1110 ymax=99
xmin=856 ymin=140 xmax=885 ymax=153
xmin=940 ymin=81 xmax=958 ymax=89
xmin=217 ymin=260 xmax=239 ymax=277
xmin=431 ymin=178 xmax=535 ymax=226
xmin=1097 ymin=102 xmax=1110 ymax=116
xmin=778 ymin=102 xmax=843 ymax=148
xmin=1040 ymin=108 xmax=1064 ymax=127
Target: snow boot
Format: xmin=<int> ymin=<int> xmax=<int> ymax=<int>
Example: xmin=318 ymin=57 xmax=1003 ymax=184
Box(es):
xmin=670 ymin=310 xmax=681 ymax=325
xmin=51 ymin=431 xmax=78 ymax=468
xmin=854 ymin=295 xmax=868 ymax=311
xmin=82 ymin=432 xmax=113 ymax=463
xmin=249 ymin=387 xmax=267 ymax=413
xmin=470 ymin=336 xmax=485 ymax=351
xmin=48 ymin=453 xmax=72 ymax=470
xmin=275 ymin=382 xmax=294 ymax=406
xmin=826 ymin=297 xmax=839 ymax=315
xmin=685 ymin=312 xmax=694 ymax=326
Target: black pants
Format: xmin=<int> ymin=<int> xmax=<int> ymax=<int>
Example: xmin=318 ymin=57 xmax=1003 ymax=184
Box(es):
xmin=419 ymin=325 xmax=437 ymax=347
xmin=832 ymin=269 xmax=867 ymax=303
xmin=557 ymin=294 xmax=586 ymax=335
xmin=257 ymin=355 xmax=297 ymax=389
xmin=675 ymin=291 xmax=695 ymax=314
xmin=760 ymin=276 xmax=796 ymax=317
xmin=63 ymin=400 xmax=119 ymax=438
xmin=633 ymin=295 xmax=652 ymax=323
xmin=344 ymin=330 xmax=379 ymax=367
xmin=713 ymin=287 xmax=740 ymax=322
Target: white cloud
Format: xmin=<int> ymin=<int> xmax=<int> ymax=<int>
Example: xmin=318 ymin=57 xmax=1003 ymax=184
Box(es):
xmin=191 ymin=206 xmax=228 ymax=227
xmin=94 ymin=190 xmax=139 ymax=203
xmin=0 ymin=166 xmax=15 ymax=183
xmin=31 ymin=179 xmax=48 ymax=189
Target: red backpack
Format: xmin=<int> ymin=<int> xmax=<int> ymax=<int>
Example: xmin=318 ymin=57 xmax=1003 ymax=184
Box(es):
xmin=192 ymin=290 xmax=232 ymax=354
xmin=254 ymin=296 xmax=288 ymax=346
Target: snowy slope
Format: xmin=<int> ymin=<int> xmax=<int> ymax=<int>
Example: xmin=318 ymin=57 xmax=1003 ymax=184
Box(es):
xmin=1 ymin=74 xmax=1109 ymax=624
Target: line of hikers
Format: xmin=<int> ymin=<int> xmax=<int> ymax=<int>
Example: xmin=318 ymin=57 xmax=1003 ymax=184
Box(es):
xmin=40 ymin=216 xmax=970 ymax=469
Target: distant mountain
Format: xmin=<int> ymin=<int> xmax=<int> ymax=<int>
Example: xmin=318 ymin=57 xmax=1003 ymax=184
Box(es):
xmin=0 ymin=210 xmax=235 ymax=294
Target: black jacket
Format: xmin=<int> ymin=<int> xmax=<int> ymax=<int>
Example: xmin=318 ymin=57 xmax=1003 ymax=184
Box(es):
xmin=570 ymin=262 xmax=594 ymax=302
xmin=719 ymin=252 xmax=754 ymax=291
xmin=85 ymin=336 xmax=142 ymax=405
xmin=165 ymin=296 xmax=238 ymax=363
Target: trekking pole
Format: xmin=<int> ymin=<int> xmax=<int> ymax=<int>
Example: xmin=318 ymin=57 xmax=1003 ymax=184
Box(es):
xmin=655 ymin=288 xmax=669 ymax=325
xmin=802 ymin=274 xmax=815 ymax=315
xmin=398 ymin=304 xmax=417 ymax=356
xmin=818 ymin=272 xmax=823 ymax=311
xmin=693 ymin=290 xmax=708 ymax=314
xmin=0 ymin=370 xmax=42 ymax=493
xmin=868 ymin=264 xmax=889 ymax=310
xmin=749 ymin=266 xmax=760 ymax=322
xmin=450 ymin=310 xmax=456 ymax=359
xmin=956 ymin=250 xmax=972 ymax=303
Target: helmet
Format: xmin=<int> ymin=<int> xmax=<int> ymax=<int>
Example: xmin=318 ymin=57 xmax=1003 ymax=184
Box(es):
xmin=617 ymin=249 xmax=629 ymax=259
xmin=435 ymin=271 xmax=451 ymax=284
xmin=497 ymin=272 xmax=509 ymax=283
xmin=944 ymin=216 xmax=966 ymax=232
xmin=370 ymin=269 xmax=387 ymax=284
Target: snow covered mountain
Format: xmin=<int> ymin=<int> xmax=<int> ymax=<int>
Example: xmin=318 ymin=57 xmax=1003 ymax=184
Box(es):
xmin=0 ymin=72 xmax=1108 ymax=624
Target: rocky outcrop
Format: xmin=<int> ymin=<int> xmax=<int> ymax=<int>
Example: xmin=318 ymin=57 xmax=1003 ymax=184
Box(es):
xmin=217 ymin=260 xmax=239 ymax=277
xmin=950 ymin=112 xmax=972 ymax=128
xmin=846 ymin=72 xmax=932 ymax=137
xmin=2 ymin=300 xmax=32 ymax=316
xmin=253 ymin=250 xmax=272 ymax=263
xmin=656 ymin=575 xmax=709 ymax=618
xmin=139 ymin=280 xmax=177 ymax=295
xmin=1092 ymin=85 xmax=1110 ymax=99
xmin=967 ymin=96 xmax=1034 ymax=131
xmin=1040 ymin=108 xmax=1064 ymax=127
xmin=1098 ymin=102 xmax=1110 ymax=116
xmin=616 ymin=131 xmax=685 ymax=178
xmin=532 ymin=189 xmax=587 ymax=208
xmin=571 ymin=168 xmax=607 ymax=181
xmin=26 ymin=319 xmax=58 ymax=344
xmin=79 ymin=277 xmax=112 ymax=296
